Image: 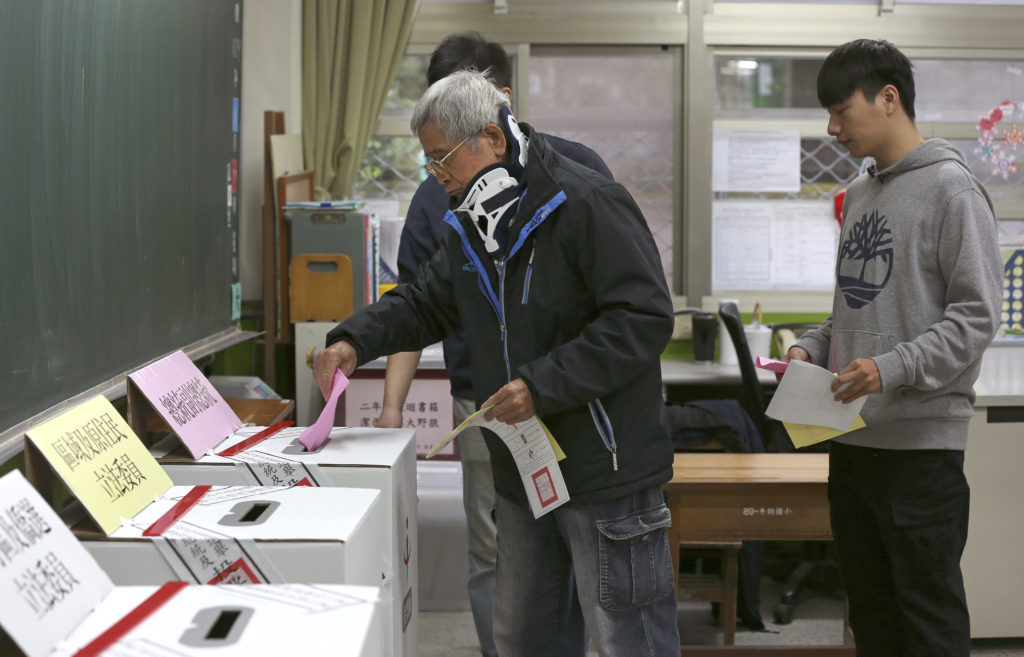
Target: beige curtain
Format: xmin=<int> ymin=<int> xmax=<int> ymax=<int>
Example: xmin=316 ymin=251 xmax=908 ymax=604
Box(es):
xmin=303 ymin=0 xmax=419 ymax=199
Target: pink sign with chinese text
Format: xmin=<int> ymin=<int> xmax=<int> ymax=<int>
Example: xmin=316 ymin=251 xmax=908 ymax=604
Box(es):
xmin=129 ymin=350 xmax=242 ymax=458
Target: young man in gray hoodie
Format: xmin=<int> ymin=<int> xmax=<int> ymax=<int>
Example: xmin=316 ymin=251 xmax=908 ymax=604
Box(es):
xmin=785 ymin=39 xmax=1003 ymax=656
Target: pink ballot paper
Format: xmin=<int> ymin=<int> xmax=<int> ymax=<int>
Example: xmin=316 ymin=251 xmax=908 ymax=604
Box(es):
xmin=755 ymin=356 xmax=789 ymax=374
xmin=299 ymin=369 xmax=350 ymax=451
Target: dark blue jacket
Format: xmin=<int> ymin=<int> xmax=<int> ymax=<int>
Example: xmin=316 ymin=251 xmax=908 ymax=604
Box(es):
xmin=328 ymin=126 xmax=673 ymax=507
xmin=397 ymin=133 xmax=613 ymax=399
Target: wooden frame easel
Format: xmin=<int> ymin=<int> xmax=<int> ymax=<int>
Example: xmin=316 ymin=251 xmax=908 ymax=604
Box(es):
xmin=261 ymin=111 xmax=285 ymax=387
xmin=276 ymin=169 xmax=315 ymax=341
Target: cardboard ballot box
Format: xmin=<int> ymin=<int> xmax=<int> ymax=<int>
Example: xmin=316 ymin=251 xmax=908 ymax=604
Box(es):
xmin=123 ymin=352 xmax=418 ymax=657
xmin=61 ymin=584 xmax=383 ymax=657
xmin=78 ymin=483 xmax=385 ymax=588
xmin=0 ymin=470 xmax=382 ymax=657
xmin=152 ymin=425 xmax=419 ymax=657
xmin=21 ymin=394 xmax=388 ymax=584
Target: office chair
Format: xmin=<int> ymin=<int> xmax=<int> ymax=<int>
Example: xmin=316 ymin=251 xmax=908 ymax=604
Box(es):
xmin=717 ymin=302 xmax=788 ymax=453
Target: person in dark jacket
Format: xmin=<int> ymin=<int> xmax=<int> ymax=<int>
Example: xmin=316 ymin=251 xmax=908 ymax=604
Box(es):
xmin=314 ymin=70 xmax=679 ymax=657
xmin=377 ymin=32 xmax=613 ymax=657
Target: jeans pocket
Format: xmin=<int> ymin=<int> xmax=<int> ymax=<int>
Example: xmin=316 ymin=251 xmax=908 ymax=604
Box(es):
xmin=596 ymin=504 xmax=674 ymax=610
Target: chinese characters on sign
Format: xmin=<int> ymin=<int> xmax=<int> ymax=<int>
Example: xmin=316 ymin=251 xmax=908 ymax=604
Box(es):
xmin=93 ymin=455 xmax=149 ymax=501
xmin=227 ymin=450 xmax=317 ymax=487
xmin=161 ymin=522 xmax=270 ymax=585
xmin=13 ymin=551 xmax=81 ymax=617
xmin=157 ymin=377 xmax=220 ymax=427
xmin=49 ymin=412 xmax=127 ymax=471
xmin=0 ymin=496 xmax=52 ymax=568
xmin=343 ymin=378 xmax=454 ymax=457
xmin=1 ymin=498 xmax=79 ymax=617
xmin=26 ymin=396 xmax=174 ymax=535
xmin=0 ymin=471 xmax=114 ymax=657
xmin=742 ymin=507 xmax=794 ymax=517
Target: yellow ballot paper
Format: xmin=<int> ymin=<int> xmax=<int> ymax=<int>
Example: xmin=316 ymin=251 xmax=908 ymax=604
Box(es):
xmin=26 ymin=395 xmax=172 ymax=534
xmin=784 ymin=415 xmax=866 ymax=449
xmin=427 ymin=408 xmax=569 ymax=517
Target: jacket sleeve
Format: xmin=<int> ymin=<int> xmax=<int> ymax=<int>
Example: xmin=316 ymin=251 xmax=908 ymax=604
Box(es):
xmin=326 ymin=243 xmax=461 ymax=366
xmin=518 ymin=182 xmax=674 ymax=415
xmin=873 ymin=188 xmax=1002 ymax=391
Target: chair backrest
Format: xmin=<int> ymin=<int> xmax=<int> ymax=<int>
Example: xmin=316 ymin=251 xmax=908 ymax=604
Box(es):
xmin=289 ymin=253 xmax=354 ymax=323
xmin=718 ymin=301 xmax=775 ymax=448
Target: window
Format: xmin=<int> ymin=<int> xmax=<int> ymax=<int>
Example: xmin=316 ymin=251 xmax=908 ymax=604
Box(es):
xmin=528 ymin=50 xmax=678 ymax=287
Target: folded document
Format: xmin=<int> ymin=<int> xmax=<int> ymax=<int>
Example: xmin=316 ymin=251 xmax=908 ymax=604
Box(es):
xmin=765 ymin=359 xmax=867 ymax=448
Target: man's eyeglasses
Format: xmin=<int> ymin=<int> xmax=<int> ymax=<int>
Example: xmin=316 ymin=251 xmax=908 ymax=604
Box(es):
xmin=423 ymin=132 xmax=477 ymax=178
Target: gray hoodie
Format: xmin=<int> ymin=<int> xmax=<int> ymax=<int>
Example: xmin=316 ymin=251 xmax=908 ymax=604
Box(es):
xmin=796 ymin=139 xmax=1003 ymax=450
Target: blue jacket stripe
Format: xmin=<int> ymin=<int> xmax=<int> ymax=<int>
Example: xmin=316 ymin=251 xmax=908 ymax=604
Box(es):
xmin=444 ymin=209 xmax=503 ymax=323
xmin=507 ymin=191 xmax=566 ymax=259
xmin=587 ymin=399 xmax=617 ymax=453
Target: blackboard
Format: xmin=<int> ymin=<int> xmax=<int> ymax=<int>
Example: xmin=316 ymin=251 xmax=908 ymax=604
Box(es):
xmin=0 ymin=1 xmax=243 ymax=443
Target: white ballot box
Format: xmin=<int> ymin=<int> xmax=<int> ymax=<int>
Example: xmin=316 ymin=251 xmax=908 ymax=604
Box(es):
xmin=60 ymin=584 xmax=383 ymax=657
xmin=22 ymin=395 xmax=394 ymax=657
xmin=151 ymin=426 xmax=419 ymax=657
xmin=77 ymin=484 xmax=385 ymax=589
xmin=123 ymin=350 xmax=419 ymax=657
xmin=0 ymin=469 xmax=383 ymax=657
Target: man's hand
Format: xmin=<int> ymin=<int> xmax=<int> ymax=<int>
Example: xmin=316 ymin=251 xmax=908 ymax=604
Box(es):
xmin=313 ymin=341 xmax=358 ymax=401
xmin=481 ymin=378 xmax=536 ymax=426
xmin=376 ymin=406 xmax=403 ymax=429
xmin=832 ymin=358 xmax=881 ymax=404
xmin=779 ymin=346 xmax=812 ymax=381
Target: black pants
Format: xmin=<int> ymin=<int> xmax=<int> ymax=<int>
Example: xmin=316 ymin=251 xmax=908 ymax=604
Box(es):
xmin=828 ymin=442 xmax=971 ymax=657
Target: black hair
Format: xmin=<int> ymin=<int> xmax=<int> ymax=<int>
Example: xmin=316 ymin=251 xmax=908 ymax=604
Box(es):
xmin=426 ymin=32 xmax=513 ymax=89
xmin=816 ymin=39 xmax=916 ymax=120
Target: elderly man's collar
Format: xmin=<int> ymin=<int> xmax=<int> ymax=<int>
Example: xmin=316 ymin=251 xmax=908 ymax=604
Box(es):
xmin=453 ymin=108 xmax=530 ymax=255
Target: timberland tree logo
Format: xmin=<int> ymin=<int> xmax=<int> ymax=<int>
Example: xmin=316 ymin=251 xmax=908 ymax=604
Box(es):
xmin=837 ymin=210 xmax=893 ymax=309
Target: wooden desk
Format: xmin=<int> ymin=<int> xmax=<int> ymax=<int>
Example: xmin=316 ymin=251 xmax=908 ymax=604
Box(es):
xmin=664 ymin=453 xmax=853 ymax=656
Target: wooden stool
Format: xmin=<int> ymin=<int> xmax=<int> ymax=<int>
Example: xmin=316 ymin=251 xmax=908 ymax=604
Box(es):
xmin=676 ymin=541 xmax=742 ymax=645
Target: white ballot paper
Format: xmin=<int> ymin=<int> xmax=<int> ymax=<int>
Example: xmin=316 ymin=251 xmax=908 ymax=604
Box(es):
xmin=765 ymin=359 xmax=867 ymax=431
xmin=427 ymin=410 xmax=569 ymax=518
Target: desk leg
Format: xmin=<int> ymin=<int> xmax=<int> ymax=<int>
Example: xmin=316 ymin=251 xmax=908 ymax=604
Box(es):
xmin=666 ymin=489 xmax=682 ymax=600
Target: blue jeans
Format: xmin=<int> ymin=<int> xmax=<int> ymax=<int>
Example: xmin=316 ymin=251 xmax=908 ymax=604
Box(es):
xmin=454 ymin=397 xmax=499 ymax=657
xmin=493 ymin=484 xmax=680 ymax=657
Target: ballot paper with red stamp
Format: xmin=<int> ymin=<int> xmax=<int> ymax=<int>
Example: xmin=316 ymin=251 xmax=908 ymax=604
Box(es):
xmin=426 ymin=410 xmax=568 ymax=518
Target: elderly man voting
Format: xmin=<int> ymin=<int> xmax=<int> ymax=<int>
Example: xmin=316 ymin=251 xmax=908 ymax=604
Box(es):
xmin=313 ymin=70 xmax=680 ymax=657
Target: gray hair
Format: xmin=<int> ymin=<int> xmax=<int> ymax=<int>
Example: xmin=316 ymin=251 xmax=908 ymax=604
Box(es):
xmin=410 ymin=69 xmax=510 ymax=145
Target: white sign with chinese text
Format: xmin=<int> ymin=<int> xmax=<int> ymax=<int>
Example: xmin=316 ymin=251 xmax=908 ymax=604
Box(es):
xmin=0 ymin=470 xmax=114 ymax=657
xmin=344 ymin=378 xmax=454 ymax=457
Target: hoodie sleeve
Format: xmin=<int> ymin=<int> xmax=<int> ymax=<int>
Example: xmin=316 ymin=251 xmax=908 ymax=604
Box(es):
xmin=517 ymin=181 xmax=675 ymax=415
xmin=794 ymin=316 xmax=833 ymax=367
xmin=872 ymin=187 xmax=1002 ymax=391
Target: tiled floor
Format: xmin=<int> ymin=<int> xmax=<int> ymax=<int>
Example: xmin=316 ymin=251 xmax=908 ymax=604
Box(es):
xmin=418 ymin=577 xmax=1024 ymax=656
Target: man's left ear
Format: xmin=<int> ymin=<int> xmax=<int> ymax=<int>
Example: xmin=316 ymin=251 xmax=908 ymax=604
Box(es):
xmin=482 ymin=123 xmax=508 ymax=158
xmin=882 ymin=84 xmax=901 ymax=116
